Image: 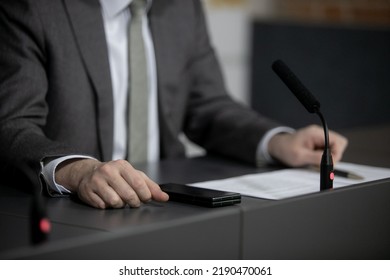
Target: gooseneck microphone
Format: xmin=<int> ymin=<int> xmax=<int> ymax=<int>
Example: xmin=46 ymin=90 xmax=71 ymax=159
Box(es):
xmin=272 ymin=59 xmax=334 ymax=190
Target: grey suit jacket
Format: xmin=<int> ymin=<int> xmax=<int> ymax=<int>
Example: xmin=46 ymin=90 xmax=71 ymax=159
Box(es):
xmin=0 ymin=0 xmax=279 ymax=192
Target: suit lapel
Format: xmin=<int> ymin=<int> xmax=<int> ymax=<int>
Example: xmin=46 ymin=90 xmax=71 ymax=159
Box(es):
xmin=63 ymin=0 xmax=113 ymax=161
xmin=149 ymin=2 xmax=178 ymax=132
xmin=149 ymin=2 xmax=188 ymax=157
xmin=149 ymin=4 xmax=174 ymax=155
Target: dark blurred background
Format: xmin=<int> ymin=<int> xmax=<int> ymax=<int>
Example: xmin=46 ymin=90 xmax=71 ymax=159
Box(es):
xmin=187 ymin=0 xmax=390 ymax=156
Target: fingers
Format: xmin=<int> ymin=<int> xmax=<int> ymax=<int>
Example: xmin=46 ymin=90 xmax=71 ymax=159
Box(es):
xmin=119 ymin=162 xmax=168 ymax=203
xmin=299 ymin=148 xmax=323 ymax=166
xmin=268 ymin=125 xmax=348 ymax=167
xmin=71 ymin=160 xmax=167 ymax=209
xmin=297 ymin=125 xmax=326 ymax=166
xmin=329 ymin=131 xmax=348 ymax=163
xmin=141 ymin=172 xmax=169 ymax=202
xmin=302 ymin=125 xmax=348 ymax=163
xmin=78 ymin=183 xmax=123 ymax=209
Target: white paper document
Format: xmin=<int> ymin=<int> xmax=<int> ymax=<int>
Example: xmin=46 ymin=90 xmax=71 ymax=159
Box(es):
xmin=191 ymin=162 xmax=390 ymax=200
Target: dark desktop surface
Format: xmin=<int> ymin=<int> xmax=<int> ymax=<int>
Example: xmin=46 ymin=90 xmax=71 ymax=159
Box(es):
xmin=0 ymin=125 xmax=389 ymax=259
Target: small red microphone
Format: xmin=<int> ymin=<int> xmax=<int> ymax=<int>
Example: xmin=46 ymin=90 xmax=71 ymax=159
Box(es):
xmin=30 ymin=190 xmax=51 ymax=245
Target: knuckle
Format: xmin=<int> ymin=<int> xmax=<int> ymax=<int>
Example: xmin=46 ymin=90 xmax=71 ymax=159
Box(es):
xmin=142 ymin=193 xmax=152 ymax=202
xmin=138 ymin=188 xmax=152 ymax=202
xmin=290 ymin=148 xmax=304 ymax=165
xmin=310 ymin=124 xmax=320 ymax=130
xmin=89 ymin=176 xmax=103 ymax=187
xmin=107 ymin=196 xmax=124 ymax=208
xmin=114 ymin=159 xmax=129 ymax=169
xmin=131 ymin=175 xmax=145 ymax=190
xmin=98 ymin=163 xmax=115 ymax=176
xmin=127 ymin=192 xmax=138 ymax=202
xmin=126 ymin=194 xmax=141 ymax=208
xmin=306 ymin=124 xmax=320 ymax=134
xmin=290 ymin=147 xmax=301 ymax=159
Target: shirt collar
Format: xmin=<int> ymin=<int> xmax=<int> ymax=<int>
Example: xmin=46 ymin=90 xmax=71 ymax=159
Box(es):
xmin=99 ymin=0 xmax=153 ymax=18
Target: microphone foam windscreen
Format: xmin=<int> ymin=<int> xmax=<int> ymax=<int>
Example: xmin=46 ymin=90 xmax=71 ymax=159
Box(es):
xmin=272 ymin=60 xmax=320 ymax=113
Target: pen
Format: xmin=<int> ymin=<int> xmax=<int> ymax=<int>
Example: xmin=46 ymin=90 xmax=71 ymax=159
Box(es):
xmin=333 ymin=169 xmax=364 ymax=180
xmin=309 ymin=166 xmax=364 ymax=180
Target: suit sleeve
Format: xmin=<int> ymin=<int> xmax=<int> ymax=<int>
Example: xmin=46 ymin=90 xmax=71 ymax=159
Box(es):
xmin=183 ymin=0 xmax=281 ymax=164
xmin=0 ymin=1 xmax=73 ymax=192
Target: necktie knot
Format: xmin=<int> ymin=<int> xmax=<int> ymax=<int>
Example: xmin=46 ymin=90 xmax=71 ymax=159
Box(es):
xmin=130 ymin=0 xmax=146 ymax=17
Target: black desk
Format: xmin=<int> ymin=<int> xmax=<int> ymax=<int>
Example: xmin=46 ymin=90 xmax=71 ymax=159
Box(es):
xmin=1 ymin=125 xmax=389 ymax=259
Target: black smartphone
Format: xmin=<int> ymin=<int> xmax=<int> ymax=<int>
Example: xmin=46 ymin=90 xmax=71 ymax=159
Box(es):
xmin=160 ymin=183 xmax=241 ymax=208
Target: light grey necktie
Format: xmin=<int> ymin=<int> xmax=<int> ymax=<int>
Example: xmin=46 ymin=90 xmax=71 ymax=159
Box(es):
xmin=128 ymin=0 xmax=148 ymax=163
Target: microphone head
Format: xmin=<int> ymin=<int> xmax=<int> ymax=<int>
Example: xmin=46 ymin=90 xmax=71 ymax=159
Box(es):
xmin=272 ymin=59 xmax=320 ymax=114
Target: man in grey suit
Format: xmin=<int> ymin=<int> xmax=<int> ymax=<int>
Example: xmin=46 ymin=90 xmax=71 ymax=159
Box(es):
xmin=0 ymin=0 xmax=347 ymax=209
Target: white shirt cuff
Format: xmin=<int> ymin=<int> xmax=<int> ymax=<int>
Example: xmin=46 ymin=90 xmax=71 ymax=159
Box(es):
xmin=256 ymin=126 xmax=296 ymax=166
xmin=40 ymin=155 xmax=95 ymax=195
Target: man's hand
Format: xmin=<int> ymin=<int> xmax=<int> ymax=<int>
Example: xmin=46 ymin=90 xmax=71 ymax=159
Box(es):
xmin=55 ymin=159 xmax=169 ymax=209
xmin=268 ymin=125 xmax=348 ymax=167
